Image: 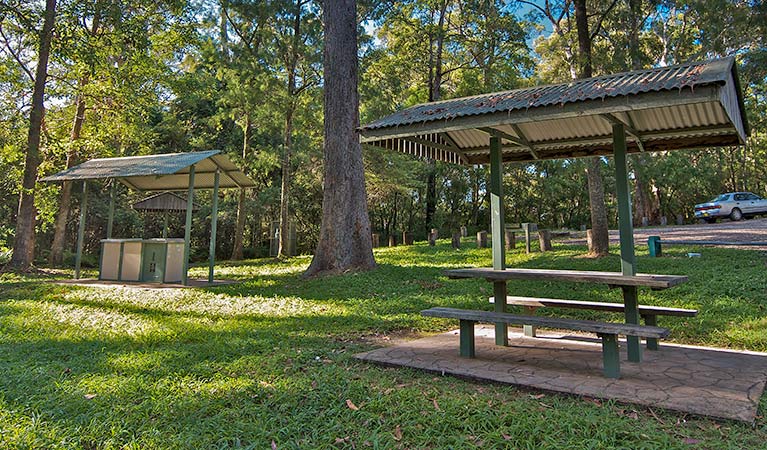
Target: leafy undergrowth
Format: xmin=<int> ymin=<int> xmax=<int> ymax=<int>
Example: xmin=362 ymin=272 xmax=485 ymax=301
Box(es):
xmin=1 ymin=240 xmax=766 ymax=449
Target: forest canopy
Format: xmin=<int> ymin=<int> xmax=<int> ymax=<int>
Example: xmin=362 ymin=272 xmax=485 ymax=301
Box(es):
xmin=1 ymin=0 xmax=765 ymax=266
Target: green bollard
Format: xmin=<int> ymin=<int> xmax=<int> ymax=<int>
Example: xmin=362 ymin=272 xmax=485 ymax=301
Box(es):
xmin=648 ymin=236 xmax=662 ymax=257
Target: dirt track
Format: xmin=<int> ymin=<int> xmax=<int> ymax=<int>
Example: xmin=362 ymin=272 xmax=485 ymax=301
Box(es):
xmin=560 ymin=217 xmax=767 ymax=250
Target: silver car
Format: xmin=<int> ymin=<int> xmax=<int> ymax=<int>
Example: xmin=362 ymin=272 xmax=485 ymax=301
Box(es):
xmin=694 ymin=192 xmax=767 ymax=223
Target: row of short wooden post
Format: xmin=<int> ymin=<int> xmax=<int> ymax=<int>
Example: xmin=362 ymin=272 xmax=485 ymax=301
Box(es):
xmin=371 ymin=226 xmax=553 ymax=252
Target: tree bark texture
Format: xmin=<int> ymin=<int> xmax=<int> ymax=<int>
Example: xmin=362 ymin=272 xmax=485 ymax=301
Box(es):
xmin=10 ymin=0 xmax=56 ymax=269
xmin=278 ymin=0 xmax=303 ymax=258
xmin=49 ymin=78 xmax=88 ymax=266
xmin=49 ymin=6 xmax=100 ymax=266
xmin=586 ymin=157 xmax=610 ymax=256
xmin=231 ymin=112 xmax=251 ymax=260
xmin=304 ymin=0 xmax=375 ymax=277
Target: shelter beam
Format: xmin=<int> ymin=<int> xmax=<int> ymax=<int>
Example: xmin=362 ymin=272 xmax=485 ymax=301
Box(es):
xmin=208 ymin=169 xmax=220 ymax=283
xmin=74 ymin=181 xmax=88 ymax=279
xmin=509 ymin=124 xmax=540 ymax=159
xmin=614 ymin=123 xmax=642 ymax=362
xmin=106 ymin=182 xmax=115 ymax=239
xmin=601 ymin=113 xmax=646 ymax=152
xmin=489 ymin=136 xmax=508 ymax=346
xmin=183 ymin=165 xmax=195 ymax=286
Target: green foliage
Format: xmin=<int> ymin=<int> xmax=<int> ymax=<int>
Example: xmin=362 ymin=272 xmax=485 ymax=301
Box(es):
xmin=1 ymin=243 xmax=767 ymax=447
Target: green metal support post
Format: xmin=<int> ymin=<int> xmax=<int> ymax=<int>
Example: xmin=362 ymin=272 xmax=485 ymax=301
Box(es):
xmin=489 ymin=135 xmax=508 ymax=346
xmin=208 ymin=169 xmax=220 ymax=283
xmin=613 ymin=123 xmax=642 ymax=363
xmin=182 ymin=165 xmax=195 ymax=286
xmin=74 ymin=181 xmax=88 ymax=279
xmin=162 ymin=212 xmax=169 ymax=238
xmin=106 ymin=182 xmax=115 ymax=239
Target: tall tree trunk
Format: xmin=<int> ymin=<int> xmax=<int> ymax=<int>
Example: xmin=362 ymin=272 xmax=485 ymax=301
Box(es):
xmin=424 ymin=0 xmax=448 ymax=237
xmin=9 ymin=0 xmax=56 ymax=270
xmin=574 ymin=0 xmax=609 ymax=256
xmin=304 ymin=0 xmax=375 ymax=277
xmin=49 ymin=78 xmax=87 ymax=266
xmin=231 ymin=112 xmax=251 ymax=260
xmin=278 ymin=0 xmax=302 ymax=258
xmin=49 ymin=8 xmax=101 ymax=266
xmin=278 ymin=107 xmax=294 ymax=257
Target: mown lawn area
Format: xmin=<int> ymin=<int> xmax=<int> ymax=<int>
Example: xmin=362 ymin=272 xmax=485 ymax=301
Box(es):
xmin=1 ymin=240 xmax=766 ymax=449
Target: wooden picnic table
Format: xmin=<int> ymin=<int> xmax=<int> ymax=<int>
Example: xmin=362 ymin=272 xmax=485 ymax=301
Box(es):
xmin=441 ymin=267 xmax=690 ymax=369
xmin=444 ymin=267 xmax=688 ymax=290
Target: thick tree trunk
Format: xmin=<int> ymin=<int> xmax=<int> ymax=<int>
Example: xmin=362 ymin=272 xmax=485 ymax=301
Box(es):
xmin=574 ymin=0 xmax=608 ymax=256
xmin=9 ymin=0 xmax=56 ymax=270
xmin=278 ymin=108 xmax=293 ymax=257
xmin=304 ymin=0 xmax=375 ymax=277
xmin=49 ymin=79 xmax=88 ymax=266
xmin=586 ymin=158 xmax=610 ymax=255
xmin=231 ymin=113 xmax=251 ymax=260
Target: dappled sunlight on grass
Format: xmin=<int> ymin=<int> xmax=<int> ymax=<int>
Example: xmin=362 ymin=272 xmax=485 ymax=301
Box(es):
xmin=1 ymin=241 xmax=767 ymax=447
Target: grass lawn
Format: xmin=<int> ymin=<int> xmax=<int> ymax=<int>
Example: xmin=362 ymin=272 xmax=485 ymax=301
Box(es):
xmin=1 ymin=240 xmax=766 ymax=449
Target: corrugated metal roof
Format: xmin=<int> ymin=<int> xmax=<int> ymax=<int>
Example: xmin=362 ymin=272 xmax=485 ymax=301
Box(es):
xmin=41 ymin=150 xmax=257 ymax=190
xmin=132 ymin=192 xmax=198 ymax=211
xmin=359 ymin=57 xmax=750 ymax=165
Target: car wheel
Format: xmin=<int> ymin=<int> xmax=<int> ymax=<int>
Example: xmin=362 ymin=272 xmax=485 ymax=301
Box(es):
xmin=705 ymin=218 xmax=717 ymax=224
xmin=730 ymin=208 xmax=743 ymax=221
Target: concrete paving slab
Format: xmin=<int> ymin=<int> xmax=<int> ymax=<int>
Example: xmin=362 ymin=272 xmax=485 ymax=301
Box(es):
xmin=355 ymin=326 xmax=767 ymax=422
xmin=52 ymin=278 xmax=239 ymax=289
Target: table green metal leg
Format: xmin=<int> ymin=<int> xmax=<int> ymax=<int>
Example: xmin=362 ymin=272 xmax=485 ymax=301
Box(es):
xmin=208 ymin=169 xmax=220 ymax=283
xmin=489 ymin=135 xmax=508 ymax=346
xmin=493 ymin=281 xmax=508 ymax=346
xmin=182 ymin=165 xmax=195 ymax=286
xmin=74 ymin=181 xmax=88 ymax=279
xmin=643 ymin=314 xmax=660 ymax=350
xmin=600 ymin=333 xmax=621 ymax=379
xmin=459 ymin=319 xmax=476 ymax=357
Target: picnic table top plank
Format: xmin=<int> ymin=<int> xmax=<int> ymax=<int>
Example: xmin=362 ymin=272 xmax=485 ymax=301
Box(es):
xmin=491 ymin=296 xmax=698 ymax=317
xmin=444 ymin=267 xmax=688 ymax=289
xmin=422 ymin=307 xmax=670 ymax=338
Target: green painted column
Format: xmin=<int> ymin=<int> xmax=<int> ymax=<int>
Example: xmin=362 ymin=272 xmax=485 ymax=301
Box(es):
xmin=182 ymin=165 xmax=195 ymax=286
xmin=489 ymin=135 xmax=508 ymax=346
xmin=208 ymin=169 xmax=220 ymax=283
xmin=106 ymin=182 xmax=115 ymax=239
xmin=162 ymin=212 xmax=169 ymax=238
xmin=613 ymin=123 xmax=642 ymax=362
xmin=74 ymin=181 xmax=88 ymax=279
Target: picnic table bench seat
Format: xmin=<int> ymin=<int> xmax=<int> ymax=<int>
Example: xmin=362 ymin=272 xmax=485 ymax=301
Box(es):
xmin=422 ymin=307 xmax=670 ymax=379
xmin=488 ymin=296 xmax=697 ymax=350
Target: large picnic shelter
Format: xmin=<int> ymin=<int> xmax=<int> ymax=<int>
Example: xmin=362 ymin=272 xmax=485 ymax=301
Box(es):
xmin=358 ymin=57 xmax=749 ymax=377
xmin=41 ymin=150 xmax=256 ymax=286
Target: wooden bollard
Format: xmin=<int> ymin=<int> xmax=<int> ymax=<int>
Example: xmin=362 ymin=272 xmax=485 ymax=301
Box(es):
xmin=371 ymin=233 xmax=380 ymax=248
xmin=538 ymin=229 xmax=552 ymax=252
xmin=476 ymin=231 xmax=487 ymax=248
xmin=428 ymin=228 xmax=438 ymax=246
xmin=402 ymin=231 xmax=414 ymax=245
xmin=586 ymin=229 xmax=593 ymax=251
xmin=388 ymin=235 xmax=397 ymax=247
xmin=676 ymin=214 xmax=684 ymax=225
xmin=452 ymin=230 xmax=461 ymax=249
xmin=460 ymin=226 xmax=467 ymax=237
xmin=505 ymin=230 xmax=516 ymax=250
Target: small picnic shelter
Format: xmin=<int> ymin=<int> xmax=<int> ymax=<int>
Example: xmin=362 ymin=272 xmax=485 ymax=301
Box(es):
xmin=41 ymin=150 xmax=256 ymax=285
xmin=359 ymin=57 xmax=749 ymax=375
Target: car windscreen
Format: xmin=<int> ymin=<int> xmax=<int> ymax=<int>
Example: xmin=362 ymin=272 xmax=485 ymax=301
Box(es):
xmin=709 ymin=194 xmax=730 ymax=202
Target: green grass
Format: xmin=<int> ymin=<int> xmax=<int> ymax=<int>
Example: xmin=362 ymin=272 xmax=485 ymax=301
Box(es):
xmin=1 ymin=240 xmax=766 ymax=449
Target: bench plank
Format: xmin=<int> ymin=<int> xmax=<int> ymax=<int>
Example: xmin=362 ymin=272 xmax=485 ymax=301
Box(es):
xmin=444 ymin=267 xmax=688 ymax=289
xmin=490 ymin=296 xmax=698 ymax=317
xmin=422 ymin=307 xmax=670 ymax=339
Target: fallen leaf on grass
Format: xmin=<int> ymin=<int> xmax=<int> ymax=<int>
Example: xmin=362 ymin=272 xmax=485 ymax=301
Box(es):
xmin=84 ymin=394 xmax=97 ymax=400
xmin=432 ymin=399 xmax=440 ymax=411
xmin=682 ymin=438 xmax=702 ymax=445
xmin=530 ymin=393 xmax=545 ymax=400
xmin=393 ymin=425 xmax=402 ymax=441
xmin=501 ymin=433 xmax=512 ymax=441
xmin=311 ymin=380 xmax=318 ymax=389
xmin=271 ymin=440 xmax=277 ymax=450
xmin=346 ymin=399 xmax=359 ymax=411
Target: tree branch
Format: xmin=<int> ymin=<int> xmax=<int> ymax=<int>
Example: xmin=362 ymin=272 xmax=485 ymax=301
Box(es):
xmin=0 ymin=25 xmax=34 ymax=81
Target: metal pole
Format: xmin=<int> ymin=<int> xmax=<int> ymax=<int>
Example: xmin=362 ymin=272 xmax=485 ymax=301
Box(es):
xmin=74 ymin=181 xmax=88 ymax=279
xmin=489 ymin=135 xmax=508 ymax=346
xmin=208 ymin=169 xmax=220 ymax=283
xmin=182 ymin=165 xmax=195 ymax=286
xmin=106 ymin=182 xmax=115 ymax=239
xmin=613 ymin=123 xmax=642 ymax=362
